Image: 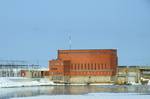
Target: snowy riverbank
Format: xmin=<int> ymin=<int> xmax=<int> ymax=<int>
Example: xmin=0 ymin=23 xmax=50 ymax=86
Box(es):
xmin=0 ymin=77 xmax=115 ymax=88
xmin=0 ymin=77 xmax=54 ymax=88
xmin=1 ymin=77 xmax=149 ymax=88
xmin=11 ymin=93 xmax=150 ymax=99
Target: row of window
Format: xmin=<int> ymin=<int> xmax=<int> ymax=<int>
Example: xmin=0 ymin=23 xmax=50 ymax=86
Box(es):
xmin=51 ymin=68 xmax=58 ymax=70
xmin=50 ymin=72 xmax=63 ymax=75
xmin=76 ymin=71 xmax=113 ymax=75
xmin=50 ymin=71 xmax=114 ymax=75
xmin=70 ymin=63 xmax=112 ymax=70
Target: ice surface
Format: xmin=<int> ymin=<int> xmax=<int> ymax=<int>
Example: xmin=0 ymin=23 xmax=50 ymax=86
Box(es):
xmin=11 ymin=93 xmax=150 ymax=99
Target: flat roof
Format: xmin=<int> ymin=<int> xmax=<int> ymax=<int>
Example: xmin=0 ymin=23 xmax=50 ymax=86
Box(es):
xmin=58 ymin=49 xmax=117 ymax=54
xmin=58 ymin=49 xmax=117 ymax=51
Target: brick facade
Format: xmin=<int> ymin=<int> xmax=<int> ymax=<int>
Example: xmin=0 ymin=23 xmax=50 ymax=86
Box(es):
xmin=49 ymin=49 xmax=118 ymax=83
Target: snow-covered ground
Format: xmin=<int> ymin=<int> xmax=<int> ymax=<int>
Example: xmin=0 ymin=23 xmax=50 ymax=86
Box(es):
xmin=147 ymin=80 xmax=150 ymax=85
xmin=0 ymin=77 xmax=54 ymax=88
xmin=0 ymin=77 xmax=115 ymax=88
xmin=11 ymin=93 xmax=150 ymax=99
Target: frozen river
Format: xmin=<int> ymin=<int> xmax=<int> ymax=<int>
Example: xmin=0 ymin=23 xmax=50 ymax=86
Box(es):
xmin=0 ymin=85 xmax=150 ymax=99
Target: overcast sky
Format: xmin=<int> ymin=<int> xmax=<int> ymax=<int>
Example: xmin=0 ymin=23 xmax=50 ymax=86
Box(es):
xmin=0 ymin=0 xmax=150 ymax=66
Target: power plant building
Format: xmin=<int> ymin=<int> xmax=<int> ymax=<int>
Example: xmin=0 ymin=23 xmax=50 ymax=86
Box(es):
xmin=49 ymin=49 xmax=118 ymax=84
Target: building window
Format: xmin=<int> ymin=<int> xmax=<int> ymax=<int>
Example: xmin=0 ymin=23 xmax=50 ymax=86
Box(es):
xmin=88 ymin=63 xmax=90 ymax=70
xmin=84 ymin=64 xmax=86 ymax=70
xmin=78 ymin=64 xmax=80 ymax=70
xmin=95 ymin=63 xmax=96 ymax=70
xmin=91 ymin=64 xmax=93 ymax=70
xmin=98 ymin=64 xmax=100 ymax=70
xmin=81 ymin=64 xmax=83 ymax=70
xmin=74 ymin=64 xmax=76 ymax=70
xmin=104 ymin=64 xmax=106 ymax=69
xmin=72 ymin=64 xmax=73 ymax=70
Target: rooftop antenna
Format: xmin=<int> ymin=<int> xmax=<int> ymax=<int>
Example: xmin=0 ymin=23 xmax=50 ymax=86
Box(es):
xmin=68 ymin=33 xmax=72 ymax=50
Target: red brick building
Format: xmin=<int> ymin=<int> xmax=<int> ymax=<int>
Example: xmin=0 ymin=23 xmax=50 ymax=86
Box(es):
xmin=49 ymin=49 xmax=118 ymax=84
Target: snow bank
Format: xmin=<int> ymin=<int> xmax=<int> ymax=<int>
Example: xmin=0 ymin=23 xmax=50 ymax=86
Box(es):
xmin=0 ymin=77 xmax=54 ymax=88
xmin=11 ymin=93 xmax=150 ymax=99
